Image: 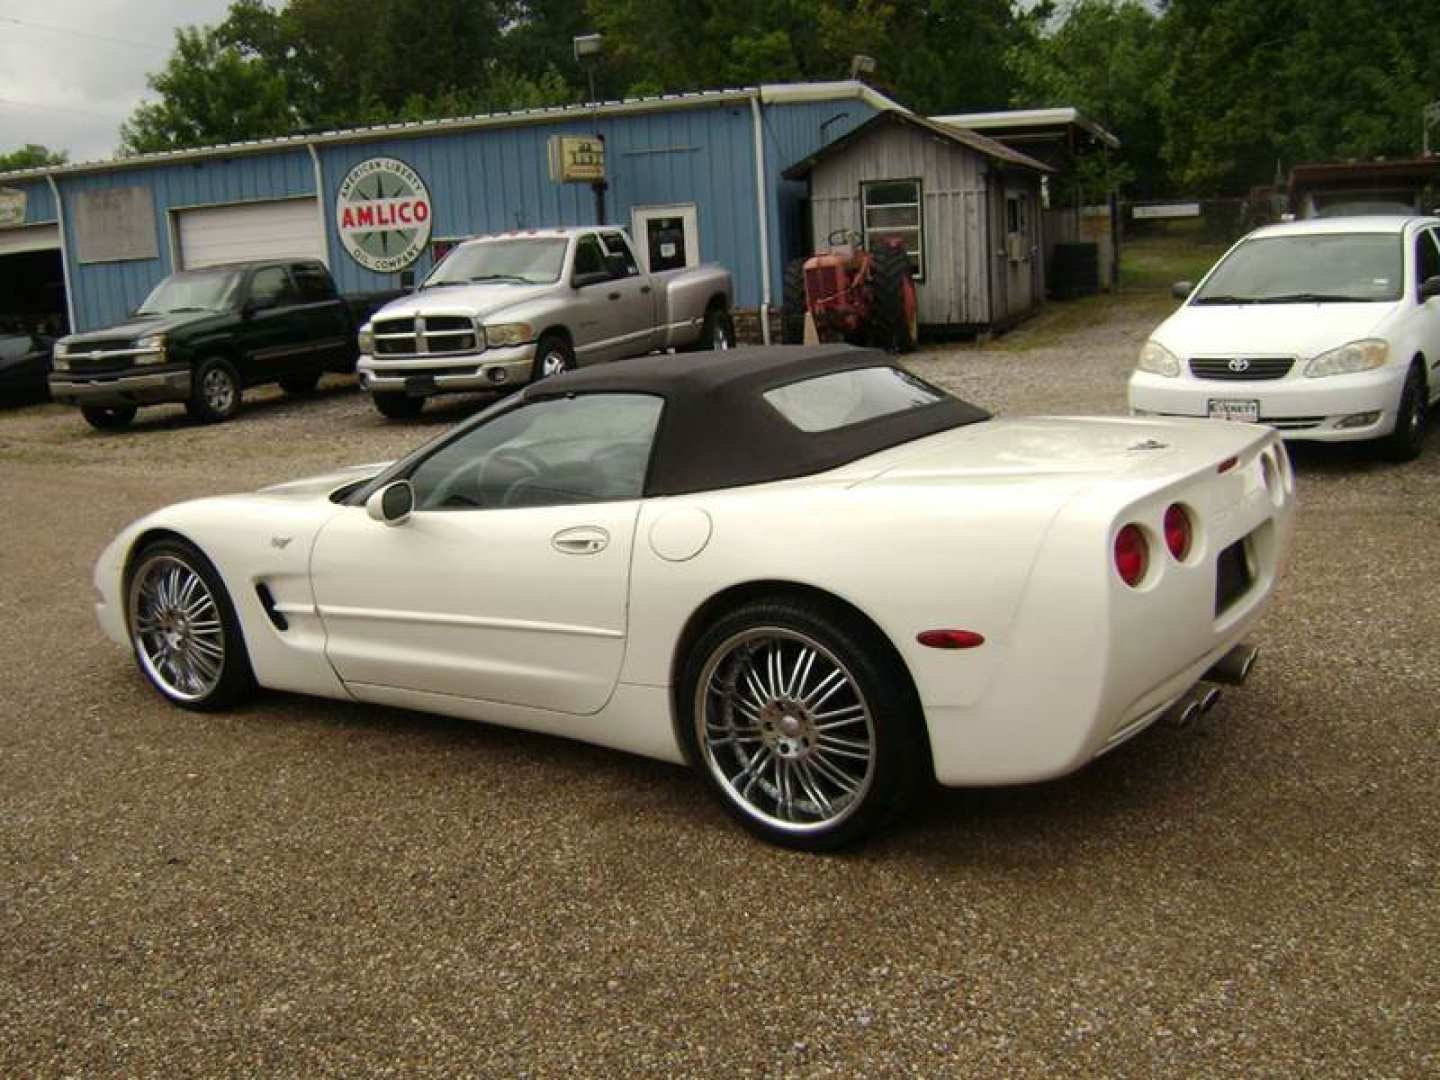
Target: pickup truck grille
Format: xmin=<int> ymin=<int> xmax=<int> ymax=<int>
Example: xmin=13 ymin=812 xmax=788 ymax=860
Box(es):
xmin=372 ymin=315 xmax=478 ymax=356
xmin=1189 ymin=357 xmax=1294 ymax=380
xmin=66 ymin=341 xmax=145 ymax=374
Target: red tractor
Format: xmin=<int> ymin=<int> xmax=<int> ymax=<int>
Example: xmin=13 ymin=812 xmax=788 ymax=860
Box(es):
xmin=781 ymin=232 xmax=919 ymax=352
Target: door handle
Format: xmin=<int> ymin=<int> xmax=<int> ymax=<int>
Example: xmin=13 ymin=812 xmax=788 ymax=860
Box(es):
xmin=608 ymin=291 xmax=622 ymax=301
xmin=552 ymin=526 xmax=610 ymax=555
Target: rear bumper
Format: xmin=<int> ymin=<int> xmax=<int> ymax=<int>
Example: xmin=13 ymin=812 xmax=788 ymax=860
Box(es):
xmin=1128 ymin=365 xmax=1408 ymax=442
xmin=357 ymin=344 xmax=536 ymax=396
xmin=50 ymin=366 xmax=191 ymax=408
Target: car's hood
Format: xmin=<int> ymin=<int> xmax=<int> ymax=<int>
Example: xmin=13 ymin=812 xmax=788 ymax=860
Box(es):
xmin=1153 ymin=301 xmax=1398 ymax=358
xmin=63 ymin=312 xmax=227 ymax=346
xmin=257 ymin=462 xmax=391 ymax=499
xmin=370 ymin=283 xmax=553 ymax=323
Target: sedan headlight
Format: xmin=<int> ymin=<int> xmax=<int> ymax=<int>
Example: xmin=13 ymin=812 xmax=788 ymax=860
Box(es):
xmin=357 ymin=325 xmax=375 ymax=355
xmin=134 ymin=333 xmax=168 ymax=366
xmin=1137 ymin=340 xmax=1181 ymax=377
xmin=484 ymin=322 xmax=535 ymax=348
xmin=1304 ymin=338 xmax=1388 ymax=378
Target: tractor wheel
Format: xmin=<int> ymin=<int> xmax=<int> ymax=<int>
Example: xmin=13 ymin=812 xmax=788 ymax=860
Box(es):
xmin=870 ymin=244 xmax=918 ymax=354
xmin=781 ymin=259 xmax=807 ymax=345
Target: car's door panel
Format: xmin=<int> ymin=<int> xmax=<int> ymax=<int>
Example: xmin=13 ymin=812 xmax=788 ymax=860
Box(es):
xmin=310 ymin=502 xmax=640 ymax=715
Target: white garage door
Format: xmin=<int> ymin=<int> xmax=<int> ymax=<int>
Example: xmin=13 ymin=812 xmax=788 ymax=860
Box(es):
xmin=176 ymin=198 xmax=326 ymax=268
xmin=0 ymin=222 xmax=60 ymax=255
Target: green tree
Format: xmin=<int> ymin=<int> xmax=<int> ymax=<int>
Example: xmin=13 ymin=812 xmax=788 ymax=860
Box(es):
xmin=120 ymin=24 xmax=295 ymax=153
xmin=0 ymin=144 xmax=68 ymax=171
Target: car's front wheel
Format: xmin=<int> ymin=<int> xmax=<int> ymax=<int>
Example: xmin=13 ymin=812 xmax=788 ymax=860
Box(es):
xmin=372 ymin=391 xmax=425 ymax=419
xmin=186 ymin=357 xmax=242 ymax=423
xmin=531 ymin=333 xmax=575 ymax=382
xmin=126 ymin=538 xmax=255 ymax=711
xmin=1381 ymin=362 xmax=1428 ymax=462
xmin=680 ymin=597 xmax=926 ymax=850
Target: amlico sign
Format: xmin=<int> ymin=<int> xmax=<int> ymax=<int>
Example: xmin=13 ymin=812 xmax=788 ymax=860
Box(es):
xmin=336 ymin=157 xmax=432 ymax=273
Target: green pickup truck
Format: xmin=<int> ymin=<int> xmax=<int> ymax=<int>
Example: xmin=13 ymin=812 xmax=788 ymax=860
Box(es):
xmin=49 ymin=260 xmax=400 ymax=430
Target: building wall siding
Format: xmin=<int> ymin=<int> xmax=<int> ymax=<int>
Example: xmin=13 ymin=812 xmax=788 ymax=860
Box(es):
xmin=6 ymin=179 xmax=57 ymax=225
xmin=807 ymin=124 xmax=993 ymax=326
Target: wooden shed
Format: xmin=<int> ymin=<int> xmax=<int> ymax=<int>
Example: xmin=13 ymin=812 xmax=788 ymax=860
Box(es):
xmin=782 ymin=110 xmax=1053 ymax=333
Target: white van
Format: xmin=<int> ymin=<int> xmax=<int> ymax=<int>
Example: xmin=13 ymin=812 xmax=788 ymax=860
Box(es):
xmin=1128 ymin=216 xmax=1440 ymax=461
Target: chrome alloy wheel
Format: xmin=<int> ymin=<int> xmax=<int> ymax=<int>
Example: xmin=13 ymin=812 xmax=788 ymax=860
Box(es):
xmin=539 ymin=348 xmax=569 ymax=377
xmin=712 ymin=322 xmax=732 ymax=350
xmin=201 ymin=367 xmax=236 ymax=414
xmin=129 ymin=554 xmax=226 ymax=702
xmin=695 ymin=627 xmax=876 ymax=835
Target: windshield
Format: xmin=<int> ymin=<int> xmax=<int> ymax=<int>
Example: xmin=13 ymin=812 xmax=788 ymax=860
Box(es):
xmin=423 ymin=238 xmax=568 ymax=287
xmin=136 ymin=270 xmax=241 ymax=314
xmin=1193 ymin=233 xmax=1403 ymax=304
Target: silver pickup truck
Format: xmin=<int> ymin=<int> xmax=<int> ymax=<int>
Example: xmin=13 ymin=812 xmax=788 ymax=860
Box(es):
xmin=357 ymin=226 xmax=734 ymax=418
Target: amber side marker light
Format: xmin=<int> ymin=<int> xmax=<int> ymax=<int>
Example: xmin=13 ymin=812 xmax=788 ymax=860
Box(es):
xmin=917 ymin=629 xmax=986 ymax=649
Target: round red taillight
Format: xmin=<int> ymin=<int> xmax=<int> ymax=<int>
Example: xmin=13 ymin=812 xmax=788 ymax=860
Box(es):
xmin=1114 ymin=524 xmax=1148 ymax=587
xmin=1163 ymin=503 xmax=1192 ymax=561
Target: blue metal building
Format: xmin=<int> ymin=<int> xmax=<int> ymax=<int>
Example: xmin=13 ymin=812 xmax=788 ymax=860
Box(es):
xmin=0 ymin=82 xmax=900 ymax=336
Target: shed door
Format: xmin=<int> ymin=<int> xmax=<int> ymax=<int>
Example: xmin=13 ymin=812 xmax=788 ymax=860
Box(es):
xmin=0 ymin=223 xmax=59 ymax=255
xmin=176 ymin=198 xmax=325 ymax=269
xmin=1003 ymin=188 xmax=1037 ymax=317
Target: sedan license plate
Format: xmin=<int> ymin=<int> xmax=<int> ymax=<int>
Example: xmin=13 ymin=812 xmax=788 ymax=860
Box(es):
xmin=405 ymin=374 xmax=437 ymax=397
xmin=1207 ymin=398 xmax=1259 ymax=423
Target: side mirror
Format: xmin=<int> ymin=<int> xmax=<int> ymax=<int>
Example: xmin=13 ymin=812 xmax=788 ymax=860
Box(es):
xmin=366 ymin=479 xmax=414 ymax=526
xmin=1171 ymin=281 xmax=1194 ymax=300
xmin=1420 ymin=275 xmax=1440 ymax=302
xmin=572 ymin=270 xmax=611 ymax=289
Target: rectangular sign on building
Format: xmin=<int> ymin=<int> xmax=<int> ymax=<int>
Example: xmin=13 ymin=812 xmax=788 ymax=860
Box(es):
xmin=72 ymin=186 xmax=159 ymax=263
xmin=548 ymin=136 xmax=605 ymax=183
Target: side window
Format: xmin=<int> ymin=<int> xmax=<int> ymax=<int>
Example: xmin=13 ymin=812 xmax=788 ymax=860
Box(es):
xmin=861 ymin=179 xmax=923 ymax=281
xmin=573 ymin=235 xmax=606 ymax=278
xmin=408 ymin=393 xmax=664 ymax=511
xmin=599 ymin=232 xmax=639 ymax=277
xmin=250 ymin=266 xmax=298 ymax=308
xmin=1415 ymin=229 xmax=1440 ymax=292
xmin=291 ymin=262 xmax=337 ymax=302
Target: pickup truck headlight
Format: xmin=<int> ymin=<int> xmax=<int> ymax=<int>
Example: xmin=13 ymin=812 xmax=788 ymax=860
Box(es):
xmin=1137 ymin=340 xmax=1181 ymax=377
xmin=357 ymin=326 xmax=375 ymax=355
xmin=134 ymin=333 xmax=168 ymax=365
xmin=51 ymin=342 xmax=71 ymax=372
xmin=484 ymin=322 xmax=535 ymax=348
xmin=1304 ymin=338 xmax=1388 ymax=378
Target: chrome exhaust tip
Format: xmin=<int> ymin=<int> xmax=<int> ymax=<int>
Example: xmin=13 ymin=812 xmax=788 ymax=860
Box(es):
xmin=1205 ymin=644 xmax=1259 ymax=686
xmin=1175 ymin=699 xmax=1201 ymax=728
xmin=1197 ymin=686 xmax=1222 ymax=714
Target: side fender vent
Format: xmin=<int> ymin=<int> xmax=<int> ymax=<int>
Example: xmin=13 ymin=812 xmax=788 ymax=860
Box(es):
xmin=255 ymin=583 xmax=289 ymax=632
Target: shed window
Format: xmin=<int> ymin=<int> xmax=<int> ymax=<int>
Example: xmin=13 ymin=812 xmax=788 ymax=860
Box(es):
xmin=861 ymin=179 xmax=923 ymax=281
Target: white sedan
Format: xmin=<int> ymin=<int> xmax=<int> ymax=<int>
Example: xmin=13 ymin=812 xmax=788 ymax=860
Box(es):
xmin=95 ymin=346 xmax=1295 ymax=848
xmin=1129 ymin=215 xmax=1440 ymax=461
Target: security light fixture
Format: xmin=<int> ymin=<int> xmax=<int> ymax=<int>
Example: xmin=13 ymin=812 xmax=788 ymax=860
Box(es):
xmin=849 ymin=54 xmax=876 ymax=80
xmin=573 ymin=34 xmax=603 ymax=62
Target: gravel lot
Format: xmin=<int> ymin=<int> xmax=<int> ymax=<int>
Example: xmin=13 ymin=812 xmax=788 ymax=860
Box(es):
xmin=2 ymin=297 xmax=1436 ymax=1076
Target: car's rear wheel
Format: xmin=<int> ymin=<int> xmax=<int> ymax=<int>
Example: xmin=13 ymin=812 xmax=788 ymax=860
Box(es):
xmin=680 ymin=597 xmax=926 ymax=850
xmin=372 ymin=391 xmax=425 ymax=419
xmin=186 ymin=357 xmax=242 ymax=423
xmin=698 ymin=305 xmax=735 ymax=351
xmin=531 ymin=333 xmax=575 ymax=382
xmin=80 ymin=405 xmax=137 ymax=431
xmin=1381 ymin=362 xmax=1428 ymax=462
xmin=126 ymin=539 xmax=255 ymax=711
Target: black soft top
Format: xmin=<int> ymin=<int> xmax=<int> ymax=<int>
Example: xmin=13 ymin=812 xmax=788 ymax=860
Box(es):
xmin=524 ymin=344 xmax=990 ymax=496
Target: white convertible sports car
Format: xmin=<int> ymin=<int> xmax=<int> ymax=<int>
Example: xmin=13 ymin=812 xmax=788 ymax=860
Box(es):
xmin=95 ymin=346 xmax=1295 ymax=848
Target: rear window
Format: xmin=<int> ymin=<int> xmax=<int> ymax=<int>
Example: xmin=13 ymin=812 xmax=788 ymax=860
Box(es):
xmin=763 ymin=366 xmax=946 ymax=433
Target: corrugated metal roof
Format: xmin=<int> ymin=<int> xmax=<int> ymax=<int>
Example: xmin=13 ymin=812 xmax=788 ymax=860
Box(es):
xmin=0 ymin=80 xmax=906 ymax=184
xmin=931 ymin=107 xmax=1121 ymax=150
xmin=782 ymin=110 xmax=1053 ymax=180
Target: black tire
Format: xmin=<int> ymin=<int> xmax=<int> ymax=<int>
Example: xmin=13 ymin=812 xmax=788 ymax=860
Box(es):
xmin=80 ymin=404 xmax=137 ymax=431
xmin=781 ymin=258 xmax=807 ymax=345
xmin=186 ymin=356 xmax=242 ymax=423
xmin=530 ymin=333 xmax=575 ymax=382
xmin=1381 ymin=363 xmax=1428 ymax=463
xmin=372 ymin=391 xmax=425 ymax=419
xmin=678 ymin=596 xmax=927 ymax=850
xmin=697 ymin=305 xmax=736 ymax=351
xmin=869 ymin=243 xmax=917 ymax=353
xmin=279 ymin=370 xmax=321 ymax=395
xmin=125 ymin=537 xmax=255 ymax=712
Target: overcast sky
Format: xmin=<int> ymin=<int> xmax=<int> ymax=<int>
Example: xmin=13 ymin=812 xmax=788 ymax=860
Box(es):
xmin=0 ymin=0 xmax=234 ymax=162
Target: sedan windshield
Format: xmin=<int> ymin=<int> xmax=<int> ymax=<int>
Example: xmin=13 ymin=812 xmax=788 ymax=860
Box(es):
xmin=1193 ymin=233 xmax=1403 ymax=304
xmin=136 ymin=270 xmax=241 ymax=314
xmin=423 ymin=238 xmax=568 ymax=287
